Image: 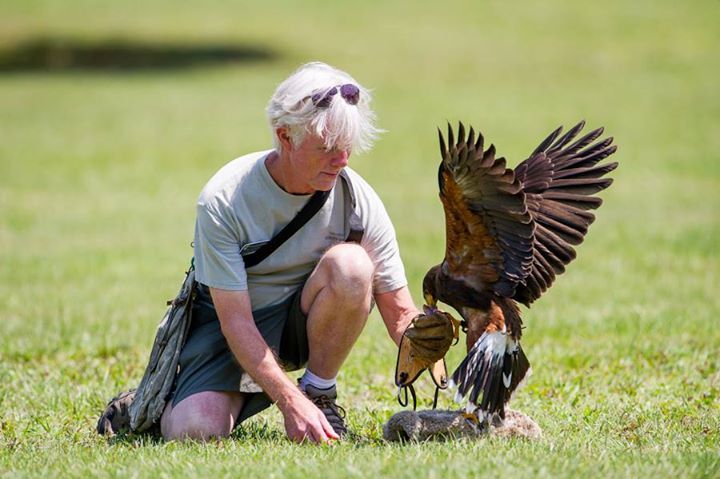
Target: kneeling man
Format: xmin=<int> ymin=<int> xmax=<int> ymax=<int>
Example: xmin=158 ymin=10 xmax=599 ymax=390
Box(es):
xmin=160 ymin=62 xmax=420 ymax=444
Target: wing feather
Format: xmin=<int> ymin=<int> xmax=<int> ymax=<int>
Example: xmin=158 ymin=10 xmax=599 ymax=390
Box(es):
xmin=438 ymin=123 xmax=534 ymax=296
xmin=513 ymin=121 xmax=618 ymax=305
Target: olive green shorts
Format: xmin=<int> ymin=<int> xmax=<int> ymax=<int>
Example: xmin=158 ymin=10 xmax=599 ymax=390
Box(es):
xmin=170 ymin=282 xmax=309 ymax=424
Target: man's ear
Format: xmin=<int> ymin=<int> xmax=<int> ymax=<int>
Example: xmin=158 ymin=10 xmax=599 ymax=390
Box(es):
xmin=276 ymin=127 xmax=293 ymax=152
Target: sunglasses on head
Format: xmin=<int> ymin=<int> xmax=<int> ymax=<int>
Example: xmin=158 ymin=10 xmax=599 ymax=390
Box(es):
xmin=310 ymin=84 xmax=360 ymax=108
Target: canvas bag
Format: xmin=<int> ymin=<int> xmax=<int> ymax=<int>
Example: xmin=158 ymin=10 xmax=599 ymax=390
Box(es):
xmin=129 ymin=264 xmax=196 ymax=431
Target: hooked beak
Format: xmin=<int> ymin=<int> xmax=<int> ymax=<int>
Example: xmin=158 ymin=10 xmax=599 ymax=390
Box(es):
xmin=423 ymin=293 xmax=437 ymax=309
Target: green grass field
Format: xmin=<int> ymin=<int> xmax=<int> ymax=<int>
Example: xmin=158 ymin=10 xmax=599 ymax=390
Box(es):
xmin=1 ymin=1 xmax=718 ymax=477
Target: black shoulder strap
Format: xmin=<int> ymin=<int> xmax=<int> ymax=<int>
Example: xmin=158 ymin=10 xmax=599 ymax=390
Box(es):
xmin=338 ymin=170 xmax=364 ymax=243
xmin=242 ymin=189 xmax=331 ymax=268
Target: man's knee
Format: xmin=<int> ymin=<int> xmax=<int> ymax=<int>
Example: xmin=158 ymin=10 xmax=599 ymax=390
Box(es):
xmin=319 ymin=243 xmax=374 ymax=296
xmin=161 ymin=392 xmax=240 ymax=441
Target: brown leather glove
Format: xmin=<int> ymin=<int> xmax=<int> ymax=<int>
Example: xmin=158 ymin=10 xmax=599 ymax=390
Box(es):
xmin=395 ymin=308 xmax=457 ymax=389
xmin=403 ymin=311 xmax=455 ymax=364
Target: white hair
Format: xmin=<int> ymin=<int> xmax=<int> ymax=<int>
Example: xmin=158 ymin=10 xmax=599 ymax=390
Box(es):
xmin=266 ymin=62 xmax=381 ymax=154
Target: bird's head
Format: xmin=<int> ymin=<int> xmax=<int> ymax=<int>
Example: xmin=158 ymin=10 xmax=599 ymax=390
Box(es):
xmin=422 ymin=264 xmax=441 ymax=308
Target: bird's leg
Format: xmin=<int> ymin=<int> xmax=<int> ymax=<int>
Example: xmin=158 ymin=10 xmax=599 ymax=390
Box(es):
xmin=445 ymin=311 xmax=463 ymax=344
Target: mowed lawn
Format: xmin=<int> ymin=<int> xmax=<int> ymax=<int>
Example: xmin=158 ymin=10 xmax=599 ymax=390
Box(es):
xmin=1 ymin=1 xmax=718 ymax=477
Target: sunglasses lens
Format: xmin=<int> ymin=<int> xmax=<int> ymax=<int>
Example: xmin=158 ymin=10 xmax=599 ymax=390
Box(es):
xmin=312 ymin=87 xmax=338 ymax=108
xmin=340 ymin=84 xmax=359 ymax=105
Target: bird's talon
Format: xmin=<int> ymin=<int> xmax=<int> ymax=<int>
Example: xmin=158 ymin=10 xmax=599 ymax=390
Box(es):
xmin=447 ymin=313 xmax=462 ymax=341
xmin=461 ymin=412 xmax=480 ymax=425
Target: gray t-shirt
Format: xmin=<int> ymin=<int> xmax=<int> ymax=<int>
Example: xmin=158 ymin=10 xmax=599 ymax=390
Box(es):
xmin=194 ymin=150 xmax=407 ymax=310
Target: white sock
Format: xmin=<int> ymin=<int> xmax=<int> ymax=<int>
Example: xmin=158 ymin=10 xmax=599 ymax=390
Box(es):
xmin=299 ymin=369 xmax=337 ymax=391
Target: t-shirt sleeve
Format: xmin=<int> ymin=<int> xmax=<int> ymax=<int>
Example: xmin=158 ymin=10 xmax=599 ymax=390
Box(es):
xmin=356 ymin=182 xmax=408 ymax=295
xmin=193 ymin=202 xmax=248 ymax=290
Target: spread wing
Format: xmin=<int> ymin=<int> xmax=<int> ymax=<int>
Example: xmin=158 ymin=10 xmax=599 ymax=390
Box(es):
xmin=438 ymin=123 xmax=534 ymax=297
xmin=512 ymin=121 xmax=618 ymax=305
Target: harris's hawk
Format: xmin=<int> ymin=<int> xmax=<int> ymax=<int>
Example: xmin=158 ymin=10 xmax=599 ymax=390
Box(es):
xmin=422 ymin=121 xmax=618 ymax=421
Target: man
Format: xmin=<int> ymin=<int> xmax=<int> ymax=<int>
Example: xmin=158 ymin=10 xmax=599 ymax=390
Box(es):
xmin=159 ymin=62 xmax=421 ymax=444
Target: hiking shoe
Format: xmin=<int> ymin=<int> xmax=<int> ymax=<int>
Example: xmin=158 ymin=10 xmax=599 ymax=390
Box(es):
xmin=303 ymin=384 xmax=348 ymax=437
xmin=96 ymin=389 xmax=136 ymax=436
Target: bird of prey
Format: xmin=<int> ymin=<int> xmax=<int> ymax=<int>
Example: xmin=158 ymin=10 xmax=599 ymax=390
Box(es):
xmin=422 ymin=121 xmax=618 ymax=422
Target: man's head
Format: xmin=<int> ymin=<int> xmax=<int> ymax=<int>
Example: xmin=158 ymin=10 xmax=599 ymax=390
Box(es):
xmin=266 ymin=62 xmax=381 ymax=156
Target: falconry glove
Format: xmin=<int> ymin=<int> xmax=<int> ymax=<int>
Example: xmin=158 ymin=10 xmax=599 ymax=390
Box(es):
xmin=395 ymin=307 xmax=459 ymax=409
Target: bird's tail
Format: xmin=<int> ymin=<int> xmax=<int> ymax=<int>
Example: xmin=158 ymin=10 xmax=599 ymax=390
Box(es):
xmin=449 ymin=331 xmax=530 ymax=420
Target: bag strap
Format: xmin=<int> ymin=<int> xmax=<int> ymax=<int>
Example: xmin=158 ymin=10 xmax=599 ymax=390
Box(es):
xmin=242 ymin=189 xmax=331 ymax=268
xmin=338 ymin=170 xmax=364 ymax=243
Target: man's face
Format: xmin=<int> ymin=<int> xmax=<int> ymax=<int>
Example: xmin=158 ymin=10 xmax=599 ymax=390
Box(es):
xmin=288 ymin=132 xmax=351 ymax=193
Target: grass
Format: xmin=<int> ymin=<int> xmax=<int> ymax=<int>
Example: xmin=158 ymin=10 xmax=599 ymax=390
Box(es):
xmin=1 ymin=0 xmax=718 ymax=477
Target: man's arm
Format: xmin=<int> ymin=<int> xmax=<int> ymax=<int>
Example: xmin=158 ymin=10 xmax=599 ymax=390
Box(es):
xmin=209 ymin=287 xmax=338 ymax=443
xmin=374 ymin=285 xmax=420 ymax=346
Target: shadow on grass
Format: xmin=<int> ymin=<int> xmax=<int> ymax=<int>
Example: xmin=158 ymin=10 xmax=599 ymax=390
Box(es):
xmin=0 ymin=37 xmax=277 ymax=73
xmin=104 ymin=422 xmax=384 ymax=447
xmin=102 ymin=423 xmax=288 ymax=447
xmin=106 ymin=429 xmax=165 ymax=447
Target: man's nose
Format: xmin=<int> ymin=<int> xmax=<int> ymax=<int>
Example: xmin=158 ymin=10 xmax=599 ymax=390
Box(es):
xmin=331 ymin=150 xmax=350 ymax=167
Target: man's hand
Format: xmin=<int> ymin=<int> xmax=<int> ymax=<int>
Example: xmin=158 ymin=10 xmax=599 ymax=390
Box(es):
xmin=211 ymin=288 xmax=338 ymax=444
xmin=277 ymin=391 xmax=339 ymax=444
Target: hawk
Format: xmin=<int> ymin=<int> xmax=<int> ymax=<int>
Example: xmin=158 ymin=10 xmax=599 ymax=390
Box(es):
xmin=422 ymin=121 xmax=618 ymax=422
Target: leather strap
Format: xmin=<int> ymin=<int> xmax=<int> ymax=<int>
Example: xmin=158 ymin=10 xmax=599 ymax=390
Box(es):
xmin=242 ymin=189 xmax=331 ymax=268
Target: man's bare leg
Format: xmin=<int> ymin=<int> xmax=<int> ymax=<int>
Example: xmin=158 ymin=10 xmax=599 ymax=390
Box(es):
xmin=301 ymin=243 xmax=374 ymax=380
xmin=160 ymin=391 xmax=244 ymax=441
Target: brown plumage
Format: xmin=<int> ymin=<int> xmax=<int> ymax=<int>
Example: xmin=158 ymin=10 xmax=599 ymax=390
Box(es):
xmin=423 ymin=121 xmax=617 ymax=421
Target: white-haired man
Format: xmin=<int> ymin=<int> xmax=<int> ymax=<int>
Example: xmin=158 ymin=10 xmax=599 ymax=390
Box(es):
xmin=158 ymin=62 xmax=420 ymax=443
